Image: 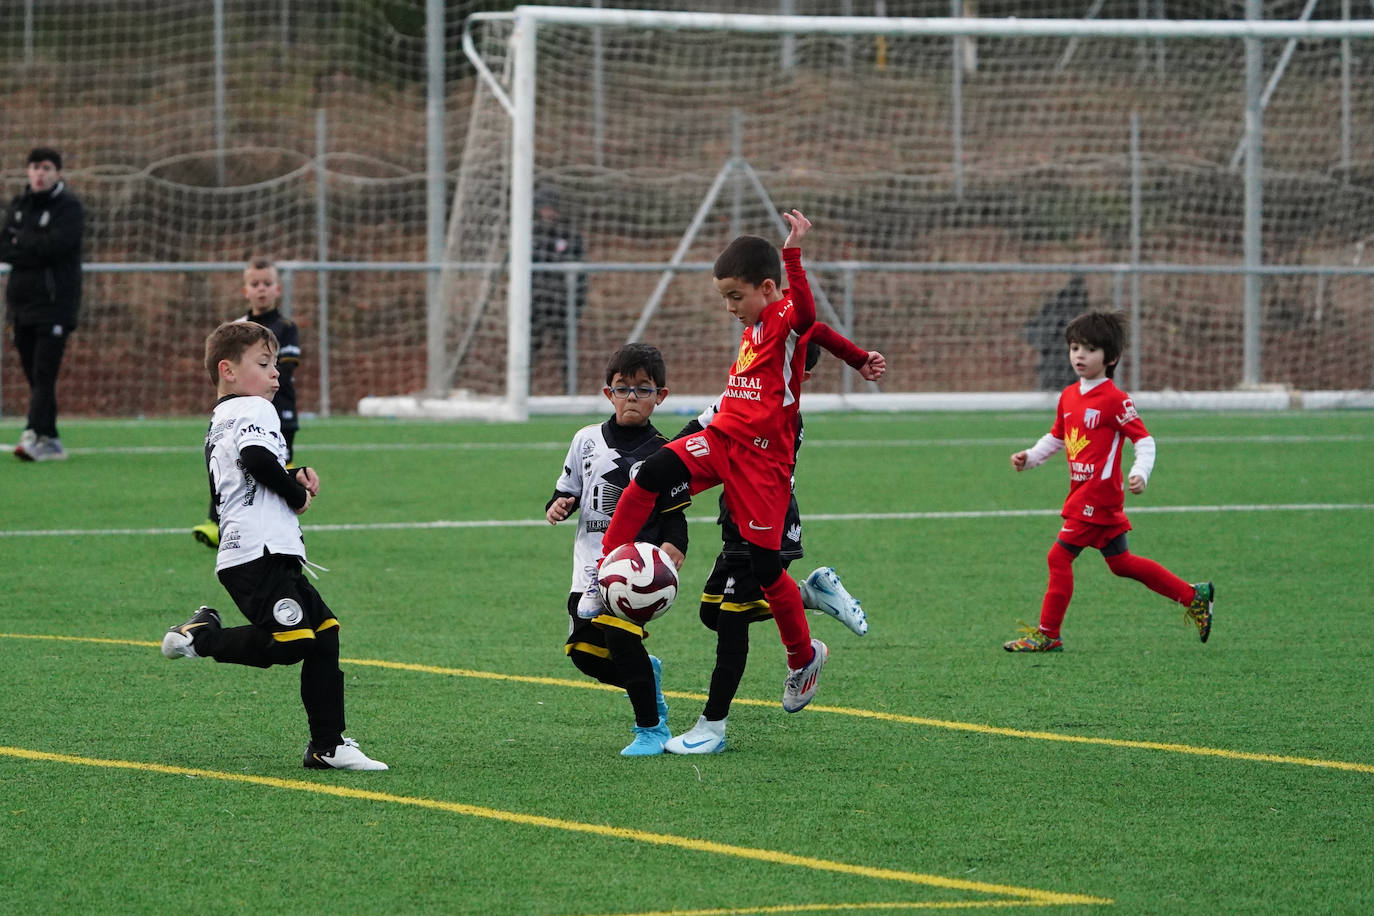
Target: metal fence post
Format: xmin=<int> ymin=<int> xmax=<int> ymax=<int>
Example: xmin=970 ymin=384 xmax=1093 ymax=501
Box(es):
xmin=315 ymin=109 xmax=331 ymax=417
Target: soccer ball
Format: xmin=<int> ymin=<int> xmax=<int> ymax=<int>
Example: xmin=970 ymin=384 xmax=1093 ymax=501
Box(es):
xmin=598 ymin=541 xmax=679 ymax=625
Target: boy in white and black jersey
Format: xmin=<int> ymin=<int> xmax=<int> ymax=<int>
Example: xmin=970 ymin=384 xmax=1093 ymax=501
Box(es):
xmin=545 ymin=343 xmax=689 ymax=757
xmin=160 ymin=320 xmax=386 ymax=771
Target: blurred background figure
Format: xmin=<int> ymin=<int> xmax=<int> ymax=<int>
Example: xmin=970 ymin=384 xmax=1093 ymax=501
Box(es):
xmin=530 ymin=185 xmax=586 ymax=389
xmin=1023 ymin=274 xmax=1088 ymax=391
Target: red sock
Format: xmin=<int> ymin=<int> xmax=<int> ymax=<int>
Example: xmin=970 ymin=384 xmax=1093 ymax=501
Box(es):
xmin=599 ymin=481 xmax=658 ymax=557
xmin=1039 ymin=542 xmax=1076 ymax=639
xmin=1104 ymin=551 xmax=1194 ymax=604
xmin=761 ymin=573 xmax=812 ymax=668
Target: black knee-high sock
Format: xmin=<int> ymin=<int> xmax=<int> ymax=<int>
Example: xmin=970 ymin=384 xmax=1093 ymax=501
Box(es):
xmin=703 ymin=612 xmax=750 ymax=722
xmin=301 ymin=628 xmax=345 ymax=749
xmin=605 ymin=627 xmax=658 ymax=727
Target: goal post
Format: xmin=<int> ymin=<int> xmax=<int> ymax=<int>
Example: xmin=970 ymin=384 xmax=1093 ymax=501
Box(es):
xmin=357 ymin=7 xmax=1374 ymax=419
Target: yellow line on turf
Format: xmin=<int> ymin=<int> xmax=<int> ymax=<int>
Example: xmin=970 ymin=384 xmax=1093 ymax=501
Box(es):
xmin=5 ymin=632 xmax=1372 ymax=775
xmin=591 ymin=901 xmax=1061 ymax=915
xmin=0 ymin=744 xmax=1109 ymax=907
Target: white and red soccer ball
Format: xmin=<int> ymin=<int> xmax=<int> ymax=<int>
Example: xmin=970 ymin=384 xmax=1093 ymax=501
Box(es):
xmin=598 ymin=541 xmax=678 ymax=625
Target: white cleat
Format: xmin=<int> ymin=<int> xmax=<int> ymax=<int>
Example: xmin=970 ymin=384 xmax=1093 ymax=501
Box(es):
xmin=576 ymin=562 xmax=607 ymax=619
xmin=800 ymin=566 xmax=868 ymax=636
xmin=782 ymin=638 xmax=829 ymax=713
xmin=664 ymin=715 xmax=726 ymax=755
xmin=161 ymin=606 xmax=221 ymax=659
xmin=304 ymin=737 xmax=388 ymax=771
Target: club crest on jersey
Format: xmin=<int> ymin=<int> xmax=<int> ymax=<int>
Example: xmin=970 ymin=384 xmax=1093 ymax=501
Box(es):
xmin=1083 ymin=408 xmax=1101 ymax=429
xmin=1116 ymin=399 xmax=1140 ymax=425
xmin=1065 ymin=427 xmax=1090 ymax=460
xmin=735 ymin=340 xmax=759 ymax=373
xmin=685 ymin=435 xmax=710 ymax=458
xmin=272 ymin=598 xmax=304 ymax=627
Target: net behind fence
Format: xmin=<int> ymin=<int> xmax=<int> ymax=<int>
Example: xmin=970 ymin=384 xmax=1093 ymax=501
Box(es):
xmin=446 ymin=10 xmax=1374 ymax=408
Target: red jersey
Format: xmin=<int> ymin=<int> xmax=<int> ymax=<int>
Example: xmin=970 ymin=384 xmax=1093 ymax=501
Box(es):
xmin=708 ymin=248 xmax=816 ymax=466
xmin=1050 ymin=378 xmax=1149 ymax=528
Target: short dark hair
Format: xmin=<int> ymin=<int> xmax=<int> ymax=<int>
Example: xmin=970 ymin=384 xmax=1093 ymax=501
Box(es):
xmin=1065 ymin=311 xmax=1125 ymax=378
xmin=713 ymin=235 xmax=781 ymax=288
xmin=604 ymin=342 xmax=666 ymax=388
xmin=27 ymin=147 xmax=62 ymax=171
xmin=204 ymin=320 xmax=278 ymax=386
xmin=246 ymin=256 xmax=275 ymax=272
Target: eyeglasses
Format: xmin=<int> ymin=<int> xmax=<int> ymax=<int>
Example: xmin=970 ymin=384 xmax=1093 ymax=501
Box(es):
xmin=606 ymin=384 xmax=659 ymax=400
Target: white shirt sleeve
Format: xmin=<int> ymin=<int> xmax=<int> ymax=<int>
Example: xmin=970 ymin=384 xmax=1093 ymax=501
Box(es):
xmin=1022 ymin=432 xmax=1065 ymax=469
xmin=1128 ymin=435 xmax=1156 ymax=486
xmin=553 ymin=428 xmax=587 ymax=498
xmin=232 ymin=397 xmax=283 ymax=454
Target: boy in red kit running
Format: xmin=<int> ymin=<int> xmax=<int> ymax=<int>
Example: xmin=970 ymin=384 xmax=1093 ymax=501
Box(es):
xmin=598 ymin=210 xmax=829 ymax=712
xmin=1004 ymin=311 xmax=1214 ymax=652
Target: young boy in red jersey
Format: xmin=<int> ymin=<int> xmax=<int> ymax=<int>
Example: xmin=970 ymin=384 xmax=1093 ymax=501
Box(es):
xmin=1004 ymin=311 xmax=1214 ymax=652
xmin=597 ymin=210 xmax=831 ymax=712
xmin=665 ymin=330 xmax=883 ymax=754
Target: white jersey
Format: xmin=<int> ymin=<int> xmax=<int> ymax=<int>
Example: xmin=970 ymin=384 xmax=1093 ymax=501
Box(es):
xmin=206 ymin=395 xmax=306 ymax=571
xmin=552 ymin=419 xmax=684 ymax=598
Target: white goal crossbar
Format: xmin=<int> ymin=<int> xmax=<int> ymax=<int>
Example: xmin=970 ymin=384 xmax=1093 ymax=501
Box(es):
xmin=359 ymin=8 xmax=1374 ymax=420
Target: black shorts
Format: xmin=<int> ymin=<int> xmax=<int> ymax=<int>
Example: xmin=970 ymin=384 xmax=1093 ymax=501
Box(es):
xmin=217 ymin=552 xmax=338 ymax=642
xmin=700 ymin=554 xmax=775 ymax=623
xmin=563 ymin=593 xmax=646 ymax=658
xmin=717 ymin=492 xmax=804 ymax=564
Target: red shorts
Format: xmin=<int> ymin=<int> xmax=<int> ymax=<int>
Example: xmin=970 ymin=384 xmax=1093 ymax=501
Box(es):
xmin=1056 ymin=518 xmax=1132 ymax=551
xmin=665 ymin=428 xmax=792 ymax=551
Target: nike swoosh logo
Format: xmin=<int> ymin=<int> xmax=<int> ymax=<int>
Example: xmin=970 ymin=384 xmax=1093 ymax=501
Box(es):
xmin=180 ymin=622 xmax=210 ymax=632
xmin=747 ymin=521 xmax=772 ymax=530
xmin=683 ymin=738 xmax=716 ymax=749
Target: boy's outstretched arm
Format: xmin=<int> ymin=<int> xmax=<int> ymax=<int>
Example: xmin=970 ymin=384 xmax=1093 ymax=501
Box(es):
xmin=781 ymin=209 xmax=811 ymax=249
xmin=809 ymin=322 xmax=885 ymax=381
xmin=781 ymin=210 xmax=816 ymax=333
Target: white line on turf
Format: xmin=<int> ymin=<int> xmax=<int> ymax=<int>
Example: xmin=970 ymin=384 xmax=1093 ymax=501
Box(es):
xmin=2 ymin=433 xmax=1371 ymax=456
xmin=1 ymin=502 xmax=1369 ymax=538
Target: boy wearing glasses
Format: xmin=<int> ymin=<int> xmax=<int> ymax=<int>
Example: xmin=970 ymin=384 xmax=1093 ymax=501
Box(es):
xmin=545 ymin=343 xmax=689 ymax=756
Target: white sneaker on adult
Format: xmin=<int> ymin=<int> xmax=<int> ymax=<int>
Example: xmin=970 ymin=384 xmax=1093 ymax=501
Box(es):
xmin=782 ymin=639 xmax=828 ymax=713
xmin=13 ymin=428 xmax=38 ymax=460
xmin=800 ymin=567 xmax=868 ymax=636
xmin=29 ymin=436 xmax=68 ymax=461
xmin=664 ymin=715 xmax=726 ymax=755
xmin=303 ymin=737 xmax=388 ymax=771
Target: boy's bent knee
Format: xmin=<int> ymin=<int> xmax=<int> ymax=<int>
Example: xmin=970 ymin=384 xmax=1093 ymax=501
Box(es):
xmin=746 ymin=543 xmax=784 ymax=586
xmin=634 ymin=447 xmax=688 ymax=494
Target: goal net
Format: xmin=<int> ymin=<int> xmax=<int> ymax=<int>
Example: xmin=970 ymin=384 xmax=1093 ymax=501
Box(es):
xmin=406 ymin=6 xmax=1374 ymax=420
xmin=0 ymin=0 xmax=439 ymax=420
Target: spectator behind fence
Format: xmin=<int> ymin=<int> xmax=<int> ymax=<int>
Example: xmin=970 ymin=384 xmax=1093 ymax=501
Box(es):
xmin=530 ymin=186 xmax=586 ymax=387
xmin=1022 ymin=274 xmax=1088 ymax=392
xmin=2 ymin=147 xmax=84 ymax=462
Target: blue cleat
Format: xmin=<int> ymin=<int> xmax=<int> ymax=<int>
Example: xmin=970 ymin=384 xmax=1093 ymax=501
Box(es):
xmin=649 ymin=654 xmax=669 ymax=723
xmin=621 ymin=719 xmax=671 ymax=757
